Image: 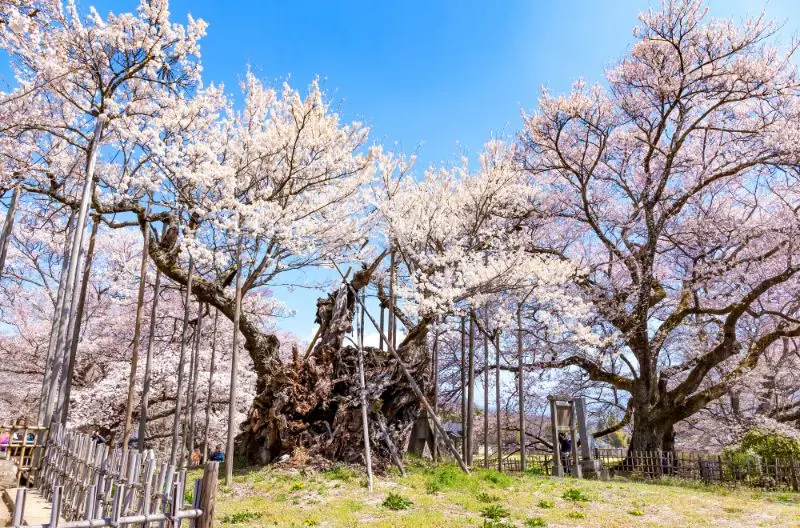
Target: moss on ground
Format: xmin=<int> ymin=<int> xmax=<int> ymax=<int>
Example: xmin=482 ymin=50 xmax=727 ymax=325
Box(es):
xmin=201 ymin=460 xmax=800 ymax=527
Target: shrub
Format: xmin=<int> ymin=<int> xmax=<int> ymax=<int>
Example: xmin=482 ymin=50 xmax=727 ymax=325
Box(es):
xmin=425 ymin=465 xmax=472 ymax=494
xmin=323 ymin=465 xmax=358 ymax=482
xmin=477 ymin=492 xmax=501 ymax=503
xmin=382 ymin=492 xmax=413 ymax=511
xmin=567 ymin=511 xmax=586 ymax=519
xmin=481 ymin=469 xmax=513 ymax=488
xmin=524 ymin=517 xmax=547 ymax=527
xmin=480 ymin=504 xmax=510 ymax=521
xmin=727 ymin=428 xmax=800 ymax=460
xmin=628 ymin=509 xmax=645 ymax=516
xmin=562 ymin=487 xmax=590 ymax=502
xmin=537 ymin=500 xmax=554 ymax=509
xmin=219 ymin=510 xmax=263 ymax=524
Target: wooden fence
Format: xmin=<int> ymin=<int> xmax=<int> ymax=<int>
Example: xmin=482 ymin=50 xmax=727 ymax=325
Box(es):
xmin=595 ymin=448 xmax=800 ymax=491
xmin=474 ymin=449 xmax=800 ymax=491
xmin=11 ymin=426 xmax=218 ymax=528
xmin=1 ymin=422 xmax=49 ymax=485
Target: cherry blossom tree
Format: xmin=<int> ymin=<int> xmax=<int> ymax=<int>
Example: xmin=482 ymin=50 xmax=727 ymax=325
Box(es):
xmin=519 ymin=0 xmax=800 ymax=451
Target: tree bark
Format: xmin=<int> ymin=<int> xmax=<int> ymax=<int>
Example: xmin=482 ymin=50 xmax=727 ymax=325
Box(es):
xmin=236 ymin=264 xmax=434 ymax=472
xmin=0 ymin=185 xmax=20 ymax=281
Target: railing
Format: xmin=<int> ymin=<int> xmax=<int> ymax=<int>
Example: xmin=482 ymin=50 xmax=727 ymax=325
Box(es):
xmin=1 ymin=422 xmax=49 ymax=486
xmin=595 ymin=448 xmax=800 ymax=491
xmin=10 ymin=426 xmax=218 ymax=528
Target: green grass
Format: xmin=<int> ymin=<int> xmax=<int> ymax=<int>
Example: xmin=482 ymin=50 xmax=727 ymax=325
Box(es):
xmin=212 ymin=460 xmax=800 ymax=527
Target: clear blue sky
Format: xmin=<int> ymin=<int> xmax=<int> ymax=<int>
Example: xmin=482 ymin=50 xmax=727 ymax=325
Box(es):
xmin=25 ymin=0 xmax=800 ymax=339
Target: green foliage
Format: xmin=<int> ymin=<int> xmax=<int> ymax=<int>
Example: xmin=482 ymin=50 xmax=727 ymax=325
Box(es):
xmin=537 ymin=500 xmax=554 ymax=509
xmin=476 ymin=492 xmax=501 ymax=503
xmin=290 ymin=481 xmax=305 ymax=491
xmin=567 ymin=511 xmax=586 ymax=519
xmin=728 ymin=428 xmax=800 ymax=460
xmin=524 ymin=518 xmax=547 ymax=527
xmin=628 ymin=509 xmax=645 ymax=516
xmin=220 ymin=510 xmax=263 ymax=524
xmin=323 ymin=465 xmax=358 ymax=482
xmin=382 ymin=492 xmax=413 ymax=511
xmin=184 ymin=489 xmax=193 ymax=504
xmin=562 ymin=487 xmax=590 ymax=502
xmin=480 ymin=504 xmax=510 ymax=520
xmin=481 ymin=469 xmax=513 ymax=488
xmin=425 ymin=465 xmax=471 ymax=494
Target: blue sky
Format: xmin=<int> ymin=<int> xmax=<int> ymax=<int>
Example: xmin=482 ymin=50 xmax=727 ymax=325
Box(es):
xmin=17 ymin=0 xmax=800 ymax=340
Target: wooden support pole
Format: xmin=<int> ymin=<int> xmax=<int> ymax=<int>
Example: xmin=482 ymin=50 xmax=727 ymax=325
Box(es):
xmin=225 ymin=232 xmax=244 ymax=485
xmin=466 ymin=312 xmax=475 ymax=466
xmin=203 ymin=309 xmax=219 ymax=462
xmin=495 ymin=331 xmax=502 ymax=472
xmin=483 ymin=313 xmax=489 ymax=469
xmin=38 ymin=214 xmax=74 ymax=425
xmin=58 ymin=211 xmax=100 ymax=425
xmin=47 ymin=115 xmax=107 ymax=428
xmin=123 ymin=212 xmax=150 ymax=451
xmin=138 ymin=267 xmax=162 ymax=453
xmin=356 ymin=295 xmax=373 ymax=492
xmin=187 ymin=302 xmax=204 ymax=457
xmin=197 ymin=462 xmax=218 ymax=528
xmin=170 ymin=255 xmax=194 ymax=467
xmin=517 ymin=303 xmax=525 ymax=472
xmin=330 ymin=259 xmax=469 ymax=473
xmin=460 ymin=316 xmax=466 ymax=461
xmin=431 ymin=320 xmax=439 ymax=462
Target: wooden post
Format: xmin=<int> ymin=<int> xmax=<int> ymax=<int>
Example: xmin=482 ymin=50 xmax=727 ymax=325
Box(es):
xmin=39 ymin=214 xmax=75 ymax=425
xmin=388 ymin=250 xmax=396 ymax=351
xmin=47 ymin=115 xmax=107 ymax=428
xmin=375 ymin=413 xmax=406 ymax=477
xmin=139 ymin=266 xmax=162 ymax=453
xmin=495 ymin=332 xmax=502 ymax=472
xmin=431 ymin=320 xmax=439 ymax=462
xmin=483 ymin=313 xmax=489 ymax=469
xmin=197 ymin=462 xmax=219 ymax=528
xmin=12 ymin=488 xmax=26 ymax=526
xmin=225 ymin=232 xmax=244 ymax=485
xmin=549 ymin=398 xmax=562 ymax=477
xmin=356 ymin=297 xmax=373 ymax=492
xmin=51 ymin=484 xmax=63 ymax=528
xmin=460 ymin=316 xmax=467 ymax=461
xmin=170 ymin=254 xmax=194 ymax=468
xmin=187 ymin=302 xmax=204 ymax=457
xmin=466 ymin=312 xmax=475 ymax=467
xmin=203 ymin=309 xmax=219 ymax=462
xmin=123 ymin=211 xmax=151 ymax=451
xmin=517 ymin=303 xmax=525 ymax=472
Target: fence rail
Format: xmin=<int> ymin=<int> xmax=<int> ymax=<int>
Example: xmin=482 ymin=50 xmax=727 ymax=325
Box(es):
xmin=475 ymin=449 xmax=800 ymax=491
xmin=11 ymin=425 xmax=218 ymax=528
xmin=1 ymin=422 xmax=49 ymax=485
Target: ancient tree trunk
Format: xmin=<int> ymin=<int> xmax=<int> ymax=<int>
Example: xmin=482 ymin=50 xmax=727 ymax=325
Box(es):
xmin=628 ymin=399 xmax=676 ymax=453
xmin=236 ymin=270 xmax=431 ymax=471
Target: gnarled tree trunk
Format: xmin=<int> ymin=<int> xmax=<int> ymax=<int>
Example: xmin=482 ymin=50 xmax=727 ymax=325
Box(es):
xmin=236 ymin=279 xmax=429 ymax=470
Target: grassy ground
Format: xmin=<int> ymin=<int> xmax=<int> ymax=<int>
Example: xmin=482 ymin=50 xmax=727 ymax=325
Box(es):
xmin=201 ymin=459 xmax=800 ymax=528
